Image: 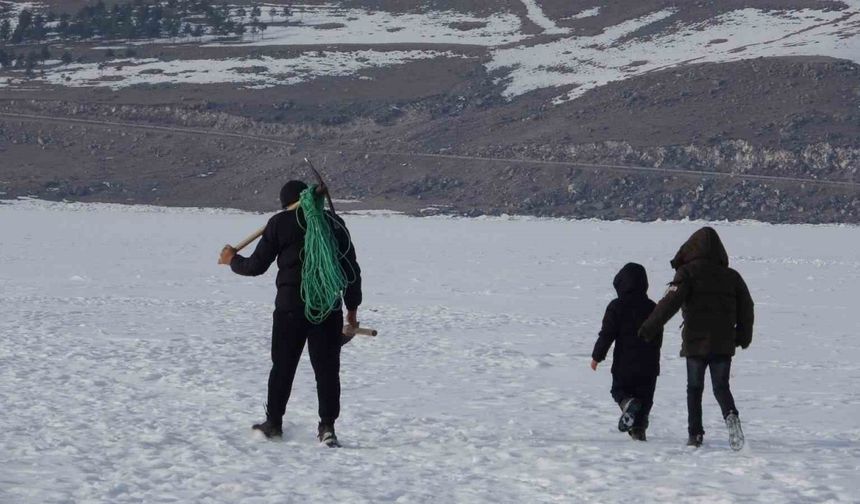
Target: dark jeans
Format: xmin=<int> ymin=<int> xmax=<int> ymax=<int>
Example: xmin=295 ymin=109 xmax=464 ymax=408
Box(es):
xmin=686 ymin=355 xmax=738 ymax=436
xmin=611 ymin=374 xmax=657 ymax=429
xmin=266 ymin=309 xmax=343 ymax=426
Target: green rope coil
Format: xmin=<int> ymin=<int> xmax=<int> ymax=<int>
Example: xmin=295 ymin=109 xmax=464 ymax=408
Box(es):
xmin=298 ymin=185 xmax=348 ymax=325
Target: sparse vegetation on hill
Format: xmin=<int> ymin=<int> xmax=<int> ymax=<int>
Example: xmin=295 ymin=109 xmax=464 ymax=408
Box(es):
xmin=0 ymin=0 xmax=285 ymax=44
xmin=0 ymin=45 xmax=52 ymax=76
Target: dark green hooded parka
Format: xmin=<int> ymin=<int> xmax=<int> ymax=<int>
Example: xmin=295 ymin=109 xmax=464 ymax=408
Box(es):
xmin=639 ymin=227 xmax=754 ymax=357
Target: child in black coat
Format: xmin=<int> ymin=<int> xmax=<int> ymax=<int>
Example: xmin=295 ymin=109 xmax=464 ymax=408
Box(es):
xmin=590 ymin=263 xmax=663 ymax=441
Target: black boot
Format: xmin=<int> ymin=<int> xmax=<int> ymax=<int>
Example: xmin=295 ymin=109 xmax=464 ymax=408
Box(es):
xmin=687 ymin=433 xmax=703 ymax=447
xmin=628 ymin=428 xmax=647 ymax=441
xmin=252 ymin=419 xmax=283 ymax=439
xmin=318 ymin=422 xmax=340 ymax=448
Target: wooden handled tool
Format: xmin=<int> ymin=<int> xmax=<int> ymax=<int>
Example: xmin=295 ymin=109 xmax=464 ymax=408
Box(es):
xmin=234 ymin=225 xmax=267 ymax=253
xmin=345 ymin=326 xmax=378 ymax=337
xmin=340 ymin=325 xmax=379 ymax=346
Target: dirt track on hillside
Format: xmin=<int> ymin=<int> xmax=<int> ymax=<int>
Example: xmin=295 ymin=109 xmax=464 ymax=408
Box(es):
xmin=3 ymin=111 xmax=857 ymax=190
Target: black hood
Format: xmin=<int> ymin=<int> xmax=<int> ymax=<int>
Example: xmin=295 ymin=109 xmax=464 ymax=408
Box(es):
xmin=280 ymin=180 xmax=308 ymax=208
xmin=613 ymin=262 xmax=649 ymax=297
xmin=670 ymin=227 xmax=729 ymax=269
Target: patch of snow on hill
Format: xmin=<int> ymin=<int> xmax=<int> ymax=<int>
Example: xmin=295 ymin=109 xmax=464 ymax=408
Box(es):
xmin=519 ymin=0 xmax=568 ymax=34
xmin=2 ymin=1 xmax=859 ymax=102
xmin=2 ymin=50 xmax=465 ymax=89
xmin=488 ymin=9 xmax=676 ymax=98
xmin=563 ymin=7 xmax=601 ymax=21
xmin=488 ymin=5 xmax=860 ymax=101
xmin=213 ymin=3 xmax=525 ymax=47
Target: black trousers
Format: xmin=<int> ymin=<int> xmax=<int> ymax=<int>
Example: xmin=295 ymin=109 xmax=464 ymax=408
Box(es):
xmin=611 ymin=374 xmax=657 ymax=429
xmin=686 ymin=355 xmax=738 ymax=436
xmin=266 ymin=309 xmax=343 ymax=426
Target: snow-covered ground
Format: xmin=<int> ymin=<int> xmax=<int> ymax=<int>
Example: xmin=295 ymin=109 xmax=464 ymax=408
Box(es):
xmin=1 ymin=199 xmax=858 ymax=503
xmin=28 ymin=50 xmax=463 ymax=90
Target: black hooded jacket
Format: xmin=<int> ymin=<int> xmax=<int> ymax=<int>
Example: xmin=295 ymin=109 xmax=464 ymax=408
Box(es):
xmin=230 ymin=208 xmax=362 ymax=313
xmin=592 ymin=263 xmax=662 ymax=377
xmin=639 ymin=227 xmax=754 ymax=357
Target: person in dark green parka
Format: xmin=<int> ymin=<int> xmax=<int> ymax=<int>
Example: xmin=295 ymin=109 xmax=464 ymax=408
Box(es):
xmin=639 ymin=227 xmax=754 ymax=449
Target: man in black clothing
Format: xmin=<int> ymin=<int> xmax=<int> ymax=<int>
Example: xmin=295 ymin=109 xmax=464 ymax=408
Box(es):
xmin=219 ymin=180 xmax=362 ymax=445
xmin=639 ymin=226 xmax=753 ymax=450
xmin=591 ymin=263 xmax=662 ymax=441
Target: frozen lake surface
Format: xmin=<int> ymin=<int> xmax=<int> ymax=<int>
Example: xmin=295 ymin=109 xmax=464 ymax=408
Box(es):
xmin=1 ymin=199 xmax=858 ymax=503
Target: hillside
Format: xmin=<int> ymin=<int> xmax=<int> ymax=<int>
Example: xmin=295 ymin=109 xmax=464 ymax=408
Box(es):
xmin=0 ymin=0 xmax=858 ymax=221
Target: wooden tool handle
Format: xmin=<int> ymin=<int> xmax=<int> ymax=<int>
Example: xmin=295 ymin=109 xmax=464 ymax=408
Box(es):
xmin=232 ymin=202 xmax=302 ymax=252
xmin=343 ymin=326 xmax=378 ymax=337
xmin=234 ymin=226 xmax=265 ymax=252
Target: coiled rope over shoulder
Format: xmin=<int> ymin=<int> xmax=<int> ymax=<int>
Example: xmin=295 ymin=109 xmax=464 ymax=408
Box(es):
xmin=297 ymin=185 xmax=350 ymax=324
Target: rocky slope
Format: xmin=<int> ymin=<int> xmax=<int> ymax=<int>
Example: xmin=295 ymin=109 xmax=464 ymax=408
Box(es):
xmin=0 ymin=0 xmax=858 ymax=222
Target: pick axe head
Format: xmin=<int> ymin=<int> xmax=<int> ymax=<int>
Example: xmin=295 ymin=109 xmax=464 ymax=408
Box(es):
xmin=315 ymin=182 xmax=328 ymax=197
xmin=341 ymin=324 xmax=357 ymax=346
xmin=304 ymin=157 xmax=336 ymax=214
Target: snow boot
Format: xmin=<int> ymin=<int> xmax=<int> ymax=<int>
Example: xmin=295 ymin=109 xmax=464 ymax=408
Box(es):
xmin=618 ymin=398 xmax=642 ymax=432
xmin=318 ymin=422 xmax=340 ymax=448
xmin=725 ymin=413 xmax=745 ymax=451
xmin=628 ymin=428 xmax=647 ymax=441
xmin=687 ymin=433 xmax=703 ymax=447
xmin=252 ymin=419 xmax=283 ymax=439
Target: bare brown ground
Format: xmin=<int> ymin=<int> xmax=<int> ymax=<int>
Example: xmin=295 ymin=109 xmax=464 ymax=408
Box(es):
xmin=0 ymin=1 xmax=858 ymax=222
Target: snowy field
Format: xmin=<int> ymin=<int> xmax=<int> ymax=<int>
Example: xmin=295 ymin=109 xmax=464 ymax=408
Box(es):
xmin=1 ymin=199 xmax=859 ymax=503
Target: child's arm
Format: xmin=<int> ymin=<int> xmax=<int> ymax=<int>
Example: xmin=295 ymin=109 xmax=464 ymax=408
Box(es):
xmin=591 ymin=301 xmax=619 ymax=370
xmin=639 ymin=269 xmax=690 ymax=341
